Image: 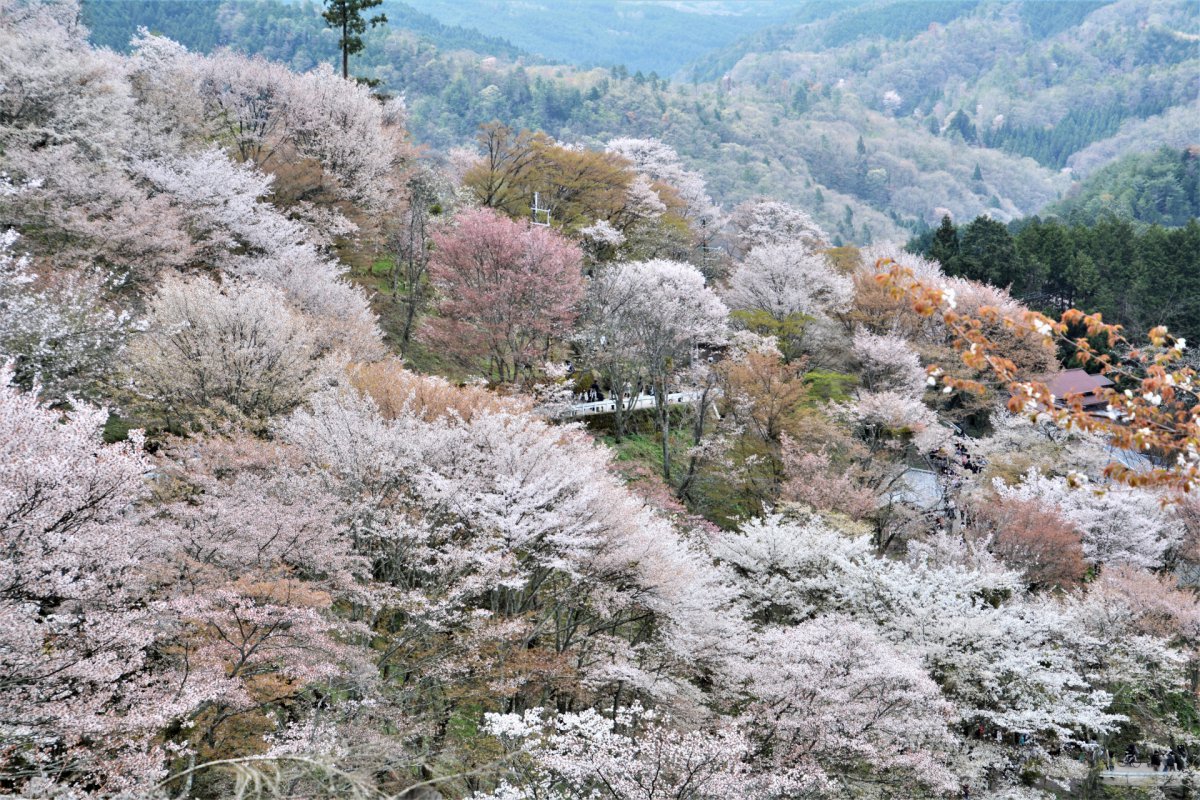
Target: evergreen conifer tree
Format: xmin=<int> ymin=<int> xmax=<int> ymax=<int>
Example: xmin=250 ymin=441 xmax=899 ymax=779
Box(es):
xmin=322 ymin=0 xmax=386 ymax=80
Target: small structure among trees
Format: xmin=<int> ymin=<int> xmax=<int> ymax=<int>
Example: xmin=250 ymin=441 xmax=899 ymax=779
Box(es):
xmin=1042 ymin=368 xmax=1114 ymax=412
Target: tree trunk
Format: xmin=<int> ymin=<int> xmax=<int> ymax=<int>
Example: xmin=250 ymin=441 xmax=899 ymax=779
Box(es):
xmin=341 ymin=18 xmax=349 ymax=79
xmin=677 ymin=376 xmax=716 ymax=502
xmin=656 ymin=376 xmax=671 ymax=480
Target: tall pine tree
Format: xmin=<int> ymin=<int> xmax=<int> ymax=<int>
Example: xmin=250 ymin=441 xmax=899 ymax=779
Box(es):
xmin=930 ymin=215 xmax=959 ymax=271
xmin=322 ymin=0 xmax=386 ymax=80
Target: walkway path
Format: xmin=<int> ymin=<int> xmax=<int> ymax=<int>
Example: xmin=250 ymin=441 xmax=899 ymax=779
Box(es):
xmin=1099 ymin=764 xmax=1197 ymax=787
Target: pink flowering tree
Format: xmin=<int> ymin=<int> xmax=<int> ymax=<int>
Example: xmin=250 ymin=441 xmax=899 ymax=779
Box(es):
xmin=422 ymin=208 xmax=584 ymax=383
xmin=148 ymin=437 xmax=378 ymax=779
xmin=0 ymin=365 xmax=179 ymax=792
xmin=0 ymin=229 xmax=131 ymax=403
xmin=736 ymin=618 xmax=958 ymax=796
xmin=128 ymin=275 xmax=336 ymax=429
xmin=575 ymin=259 xmax=727 ymax=474
xmin=726 ymin=199 xmax=827 ymax=258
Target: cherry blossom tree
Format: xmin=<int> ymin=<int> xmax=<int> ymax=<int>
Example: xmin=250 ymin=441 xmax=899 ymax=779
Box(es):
xmin=972 ymin=496 xmax=1088 ymax=590
xmin=726 ymin=199 xmax=827 ymax=259
xmin=482 ymin=703 xmax=755 ymax=800
xmin=0 ymin=0 xmax=135 ymax=160
xmin=994 ymin=470 xmax=1178 ymax=569
xmin=843 ymin=389 xmax=949 ymax=455
xmin=0 ymin=229 xmax=131 ymax=402
xmin=136 ymin=147 xmax=383 ymax=359
xmin=283 ymin=375 xmax=741 ymax=725
xmin=194 ymin=50 xmax=408 ymax=208
xmin=576 ymin=259 xmax=727 ymax=476
xmin=148 ymin=437 xmax=377 ymax=782
xmin=0 ymin=364 xmax=180 ymax=792
xmin=422 ymin=208 xmax=583 ymax=383
xmin=606 ymin=137 xmax=720 ymax=224
xmin=780 ymin=437 xmax=879 ymax=521
xmin=853 ymin=330 xmax=927 ymax=395
xmin=726 ymin=244 xmax=852 ymax=323
xmin=737 ymin=618 xmax=958 ymax=797
xmin=128 ymin=275 xmax=335 ymax=429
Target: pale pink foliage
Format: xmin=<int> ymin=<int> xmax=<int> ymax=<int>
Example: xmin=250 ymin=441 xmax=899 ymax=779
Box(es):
xmin=578 ymin=259 xmax=728 ymax=386
xmin=129 ymin=274 xmax=335 ymax=424
xmin=725 ymin=243 xmax=853 ymax=322
xmin=779 ymin=439 xmax=879 ymax=520
xmin=0 ymin=0 xmax=135 ymax=159
xmin=423 ymin=208 xmax=584 ymax=382
xmin=284 ymin=380 xmax=741 ymax=703
xmin=852 ymin=330 xmax=927 ymax=396
xmin=153 ymin=437 xmax=375 ymax=717
xmin=994 ymin=470 xmax=1178 ymax=568
xmin=606 ymin=137 xmax=719 ymax=222
xmin=846 ymin=390 xmax=949 ymax=454
xmin=727 ymin=199 xmax=827 ymax=257
xmin=483 ymin=703 xmax=756 ymax=800
xmin=0 ymin=365 xmax=181 ymax=790
xmin=194 ymin=50 xmax=406 ymax=208
xmin=715 ymin=516 xmax=1122 ymax=745
xmin=0 ymin=229 xmax=131 ymax=401
xmin=137 ymin=147 xmax=382 ymax=357
xmin=1057 ymin=565 xmax=1197 ymax=696
xmin=738 ymin=618 xmax=958 ymax=796
xmin=3 ymin=145 xmax=196 ymax=277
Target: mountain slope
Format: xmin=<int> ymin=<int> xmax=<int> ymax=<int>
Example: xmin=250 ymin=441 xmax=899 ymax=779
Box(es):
xmin=81 ymin=0 xmax=1198 ymax=244
xmin=409 ymin=0 xmax=813 ymax=76
xmin=82 ymin=0 xmax=526 ymax=59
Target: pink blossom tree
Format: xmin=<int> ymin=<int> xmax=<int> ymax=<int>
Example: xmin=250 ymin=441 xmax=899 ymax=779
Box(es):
xmin=994 ymin=470 xmax=1178 ymax=569
xmin=576 ymin=259 xmax=727 ymax=474
xmin=737 ymin=618 xmax=958 ymax=796
xmin=0 ymin=364 xmax=178 ymax=791
xmin=726 ymin=199 xmax=827 ymax=259
xmin=481 ymin=703 xmax=756 ymax=799
xmin=725 ymin=244 xmax=853 ymax=325
xmin=0 ymin=229 xmax=132 ymax=403
xmin=149 ymin=437 xmax=377 ymax=776
xmin=422 ymin=208 xmax=584 ymax=383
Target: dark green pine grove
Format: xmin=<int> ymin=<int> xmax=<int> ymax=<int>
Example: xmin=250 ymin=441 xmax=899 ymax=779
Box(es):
xmin=910 ymin=214 xmax=1200 ymax=340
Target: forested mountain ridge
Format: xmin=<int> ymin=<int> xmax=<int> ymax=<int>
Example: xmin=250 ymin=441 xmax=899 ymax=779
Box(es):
xmin=1043 ymin=145 xmax=1200 ymax=226
xmin=82 ymin=0 xmax=527 ymax=61
xmin=81 ymin=0 xmax=1198 ymax=244
xmin=409 ymin=0 xmax=812 ymax=76
xmin=704 ymin=0 xmax=1197 ymax=172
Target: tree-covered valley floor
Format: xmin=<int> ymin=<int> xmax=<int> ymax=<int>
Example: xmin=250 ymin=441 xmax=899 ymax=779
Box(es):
xmin=3 ymin=1 xmax=1200 ymax=799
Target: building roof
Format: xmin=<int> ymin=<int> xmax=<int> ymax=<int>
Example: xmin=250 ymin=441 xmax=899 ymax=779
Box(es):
xmin=1044 ymin=369 xmax=1113 ymax=407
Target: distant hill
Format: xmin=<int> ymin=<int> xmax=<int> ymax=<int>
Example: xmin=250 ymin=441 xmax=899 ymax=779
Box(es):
xmin=1043 ymin=146 xmax=1200 ymax=227
xmin=408 ymin=0 xmax=812 ymax=76
xmin=82 ymin=0 xmax=1199 ymax=245
xmin=82 ymin=0 xmax=526 ymax=60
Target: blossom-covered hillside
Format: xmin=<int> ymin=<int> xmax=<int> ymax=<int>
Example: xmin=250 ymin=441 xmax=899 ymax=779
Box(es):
xmin=2 ymin=2 xmax=1200 ymax=799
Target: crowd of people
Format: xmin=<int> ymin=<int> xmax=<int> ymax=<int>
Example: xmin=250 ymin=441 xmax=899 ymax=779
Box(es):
xmin=1098 ymin=742 xmax=1195 ymax=772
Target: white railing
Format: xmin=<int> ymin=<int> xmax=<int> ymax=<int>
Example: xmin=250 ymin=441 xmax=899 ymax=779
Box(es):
xmin=561 ymin=391 xmax=702 ymax=418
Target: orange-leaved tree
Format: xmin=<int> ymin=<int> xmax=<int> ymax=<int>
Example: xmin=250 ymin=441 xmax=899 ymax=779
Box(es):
xmin=878 ymin=258 xmax=1198 ymax=495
